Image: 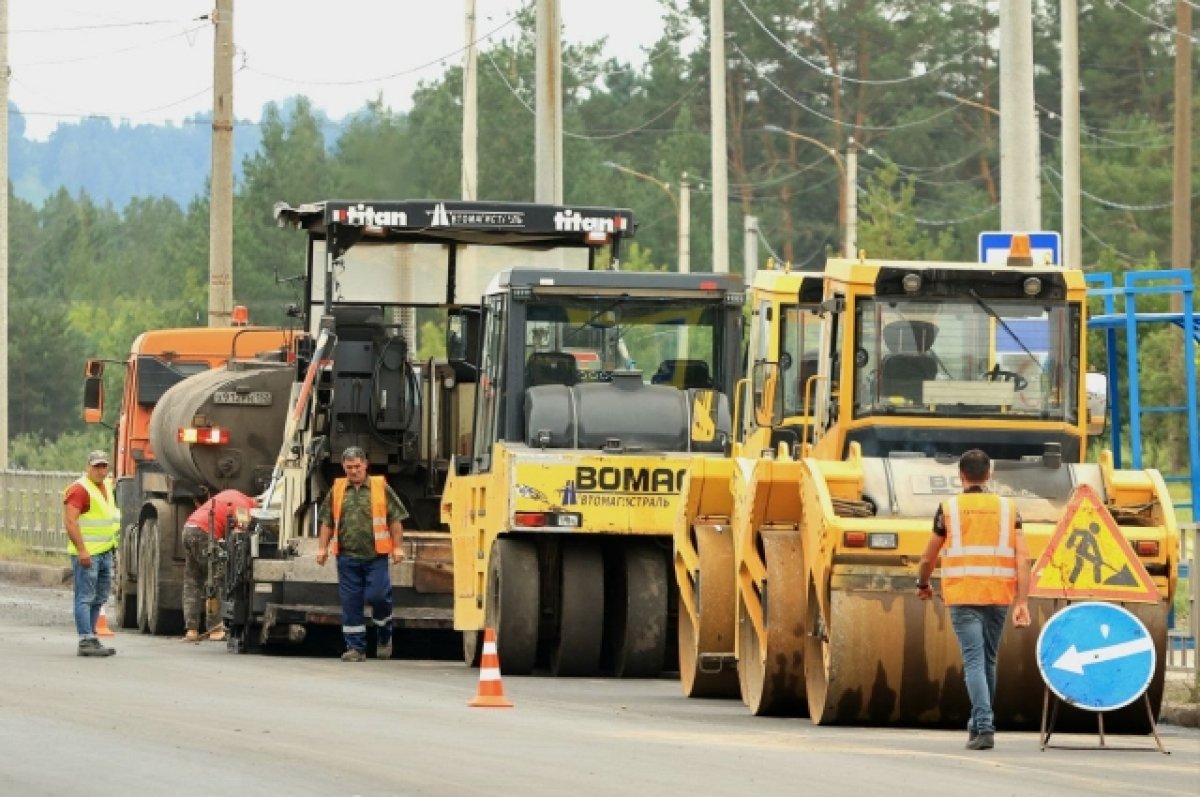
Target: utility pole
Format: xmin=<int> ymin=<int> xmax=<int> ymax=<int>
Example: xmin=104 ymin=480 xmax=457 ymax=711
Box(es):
xmin=0 ymin=0 xmax=8 ymax=468
xmin=208 ymin=0 xmax=234 ymax=327
xmin=679 ymin=174 xmax=691 ymax=274
xmin=743 ymin=215 xmax=759 ymax=286
xmin=1172 ymin=0 xmax=1192 ymax=298
xmin=1170 ymin=0 xmax=1193 ymax=475
xmin=844 ymin=139 xmax=858 ymax=258
xmin=534 ymin=0 xmax=562 ymax=204
xmin=709 ymin=0 xmax=729 ymax=273
xmin=462 ymin=0 xmax=478 ymax=200
xmin=1061 ymin=0 xmax=1081 ymax=268
xmin=999 ymin=0 xmax=1041 ymax=231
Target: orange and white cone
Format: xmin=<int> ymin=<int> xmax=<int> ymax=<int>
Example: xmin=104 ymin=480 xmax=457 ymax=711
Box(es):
xmin=95 ymin=611 xmax=115 ymax=637
xmin=468 ymin=627 xmax=513 ymax=708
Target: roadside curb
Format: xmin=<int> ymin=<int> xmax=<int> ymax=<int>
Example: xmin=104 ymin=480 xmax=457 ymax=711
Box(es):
xmin=0 ymin=560 xmax=72 ymax=588
xmin=1160 ymin=703 xmax=1200 ymax=729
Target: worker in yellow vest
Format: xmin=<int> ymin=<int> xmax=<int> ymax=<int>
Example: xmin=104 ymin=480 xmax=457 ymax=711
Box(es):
xmin=316 ymin=446 xmax=407 ymax=662
xmin=62 ymin=450 xmax=121 ymax=657
xmin=916 ymin=449 xmax=1031 ymax=750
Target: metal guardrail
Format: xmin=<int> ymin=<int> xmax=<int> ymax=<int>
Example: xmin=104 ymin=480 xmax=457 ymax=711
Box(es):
xmin=0 ymin=469 xmax=76 ymax=554
xmin=1166 ymin=523 xmax=1198 ymax=677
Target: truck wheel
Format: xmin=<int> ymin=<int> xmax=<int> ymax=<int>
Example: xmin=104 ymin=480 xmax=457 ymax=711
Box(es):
xmin=610 ymin=542 xmax=668 ymax=678
xmin=485 ymin=538 xmax=539 ymax=675
xmin=550 ymin=543 xmax=603 ymax=676
xmin=114 ymin=542 xmax=138 ymax=629
xmin=137 ymin=518 xmax=183 ymax=636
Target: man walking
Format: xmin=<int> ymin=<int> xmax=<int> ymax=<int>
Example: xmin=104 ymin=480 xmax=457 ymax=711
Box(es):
xmin=181 ymin=489 xmax=258 ymax=642
xmin=316 ymin=447 xmax=407 ymax=661
xmin=63 ymin=450 xmax=120 ymax=657
xmin=916 ymin=449 xmax=1031 ymax=750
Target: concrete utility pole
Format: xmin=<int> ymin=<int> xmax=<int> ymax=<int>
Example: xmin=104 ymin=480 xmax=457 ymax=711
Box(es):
xmin=462 ymin=0 xmax=478 ymax=200
xmin=743 ymin=215 xmax=759 ymax=286
xmin=1061 ymin=0 xmax=1082 ymax=268
xmin=679 ymin=174 xmax=690 ymax=274
xmin=709 ymin=0 xmax=729 ymax=273
xmin=1172 ymin=0 xmax=1193 ymax=297
xmin=208 ymin=0 xmax=234 ymax=327
xmin=534 ymin=0 xmax=562 ymax=204
xmin=845 ymin=139 xmax=857 ymax=259
xmin=0 ymin=0 xmax=8 ymax=468
xmin=999 ymin=0 xmax=1041 ymax=231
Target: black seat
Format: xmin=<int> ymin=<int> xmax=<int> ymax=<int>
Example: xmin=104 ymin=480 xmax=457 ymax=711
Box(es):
xmin=526 ymin=352 xmax=578 ymax=387
xmin=879 ymin=321 xmax=939 ymax=404
xmin=651 ymin=358 xmax=714 ymax=389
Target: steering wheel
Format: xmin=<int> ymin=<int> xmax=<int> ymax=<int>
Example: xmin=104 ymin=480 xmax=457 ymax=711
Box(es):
xmin=983 ymin=364 xmax=1028 ymax=391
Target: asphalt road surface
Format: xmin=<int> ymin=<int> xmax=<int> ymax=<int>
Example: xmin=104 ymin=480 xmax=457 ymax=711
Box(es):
xmin=1 ymin=583 xmax=1197 ymax=797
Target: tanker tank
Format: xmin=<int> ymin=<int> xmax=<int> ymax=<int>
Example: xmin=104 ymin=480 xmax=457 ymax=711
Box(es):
xmin=149 ymin=362 xmax=295 ymax=495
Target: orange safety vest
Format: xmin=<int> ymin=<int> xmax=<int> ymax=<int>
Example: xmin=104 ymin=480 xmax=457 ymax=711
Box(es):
xmin=938 ymin=492 xmax=1019 ymax=606
xmin=329 ymin=476 xmax=393 ymax=555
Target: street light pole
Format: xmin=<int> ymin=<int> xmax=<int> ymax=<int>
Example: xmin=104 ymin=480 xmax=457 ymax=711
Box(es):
xmin=602 ymin=161 xmax=690 ymax=274
xmin=764 ymin=125 xmax=852 ymax=258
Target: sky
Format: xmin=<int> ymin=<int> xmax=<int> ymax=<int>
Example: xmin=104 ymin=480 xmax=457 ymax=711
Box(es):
xmin=8 ymin=1 xmax=678 ymax=141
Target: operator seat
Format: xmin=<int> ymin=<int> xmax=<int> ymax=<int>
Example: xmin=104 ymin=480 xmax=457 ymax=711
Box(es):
xmin=651 ymin=358 xmax=714 ymax=389
xmin=879 ymin=320 xmax=938 ymax=404
xmin=526 ymin=351 xmax=578 ymax=387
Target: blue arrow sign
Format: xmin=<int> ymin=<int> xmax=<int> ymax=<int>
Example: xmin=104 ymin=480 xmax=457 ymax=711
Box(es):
xmin=1036 ymin=602 xmax=1155 ymax=711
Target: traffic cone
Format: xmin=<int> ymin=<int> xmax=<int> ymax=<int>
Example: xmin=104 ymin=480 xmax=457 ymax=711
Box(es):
xmin=468 ymin=628 xmax=513 ymax=708
xmin=95 ymin=611 xmax=115 ymax=637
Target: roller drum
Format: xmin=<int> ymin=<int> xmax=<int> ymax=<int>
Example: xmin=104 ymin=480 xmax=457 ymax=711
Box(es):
xmin=150 ymin=364 xmax=294 ymax=494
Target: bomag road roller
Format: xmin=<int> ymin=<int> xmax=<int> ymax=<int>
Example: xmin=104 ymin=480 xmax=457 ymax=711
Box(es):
xmin=441 ymin=269 xmax=744 ymax=676
xmin=734 ymin=249 xmax=1179 ymax=730
xmin=673 ymin=262 xmax=823 ymax=698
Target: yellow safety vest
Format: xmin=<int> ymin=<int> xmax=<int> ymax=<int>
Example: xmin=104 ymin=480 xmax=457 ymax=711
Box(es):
xmin=65 ymin=477 xmax=120 ymax=556
xmin=330 ymin=476 xmax=393 ymax=555
xmin=938 ymin=492 xmax=1018 ymax=606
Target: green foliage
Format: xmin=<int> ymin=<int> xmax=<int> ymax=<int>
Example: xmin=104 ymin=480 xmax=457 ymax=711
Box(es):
xmin=6 ymin=1 xmax=1194 ymax=477
xmin=8 ymin=429 xmax=110 ymax=472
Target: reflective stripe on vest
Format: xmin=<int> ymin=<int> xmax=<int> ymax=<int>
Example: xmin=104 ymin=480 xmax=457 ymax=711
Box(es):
xmin=939 ymin=493 xmax=1017 ymax=605
xmin=66 ymin=477 xmax=120 ymax=556
xmin=330 ymin=476 xmax=393 ymax=555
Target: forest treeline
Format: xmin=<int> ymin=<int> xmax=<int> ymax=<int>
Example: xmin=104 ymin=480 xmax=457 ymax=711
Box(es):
xmin=7 ymin=0 xmax=1196 ymax=476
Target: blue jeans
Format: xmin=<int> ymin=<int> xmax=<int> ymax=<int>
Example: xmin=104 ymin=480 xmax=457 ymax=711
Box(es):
xmin=336 ymin=555 xmax=393 ymax=653
xmin=950 ymin=604 xmax=1009 ymax=735
xmin=72 ymin=550 xmax=114 ymax=638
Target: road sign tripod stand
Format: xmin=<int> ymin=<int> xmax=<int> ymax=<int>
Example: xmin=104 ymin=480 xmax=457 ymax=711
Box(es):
xmin=1039 ymin=687 xmax=1168 ymax=754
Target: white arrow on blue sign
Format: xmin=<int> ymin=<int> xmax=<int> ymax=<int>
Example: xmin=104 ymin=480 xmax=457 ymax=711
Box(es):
xmin=1036 ymin=602 xmax=1156 ymax=712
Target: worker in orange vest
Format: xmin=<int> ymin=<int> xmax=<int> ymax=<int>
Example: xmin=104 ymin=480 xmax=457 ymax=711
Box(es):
xmin=316 ymin=446 xmax=407 ymax=662
xmin=916 ymin=449 xmax=1031 ymax=750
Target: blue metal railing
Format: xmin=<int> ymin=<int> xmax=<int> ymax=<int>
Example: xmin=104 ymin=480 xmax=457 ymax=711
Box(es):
xmin=1087 ymin=268 xmax=1198 ymax=517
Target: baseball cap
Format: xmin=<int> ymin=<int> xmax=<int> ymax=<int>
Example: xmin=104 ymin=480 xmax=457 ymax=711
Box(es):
xmin=87 ymin=450 xmax=110 ymax=466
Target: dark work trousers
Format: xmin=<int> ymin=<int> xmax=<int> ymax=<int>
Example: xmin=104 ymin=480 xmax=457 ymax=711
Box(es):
xmin=335 ymin=554 xmax=393 ymax=653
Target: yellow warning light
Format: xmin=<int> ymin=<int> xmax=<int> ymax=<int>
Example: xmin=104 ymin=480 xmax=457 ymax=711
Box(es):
xmin=1007 ymin=234 xmax=1033 ymax=267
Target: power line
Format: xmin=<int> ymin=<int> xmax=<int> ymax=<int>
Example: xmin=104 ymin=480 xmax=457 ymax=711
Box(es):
xmin=1108 ymin=0 xmax=1200 ymax=43
xmin=13 ymin=23 xmax=206 ymax=68
xmin=734 ymin=0 xmax=985 ymax=86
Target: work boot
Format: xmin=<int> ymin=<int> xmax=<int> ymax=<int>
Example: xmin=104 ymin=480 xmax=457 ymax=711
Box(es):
xmin=341 ymin=648 xmax=366 ymax=662
xmin=967 ymin=727 xmax=978 ymax=743
xmin=375 ymin=640 xmax=392 ymax=660
xmin=182 ymin=629 xmax=200 ymax=642
xmin=207 ymin=626 xmax=227 ymax=642
xmin=78 ymin=637 xmax=116 ymax=657
xmin=966 ymin=732 xmax=995 ymax=750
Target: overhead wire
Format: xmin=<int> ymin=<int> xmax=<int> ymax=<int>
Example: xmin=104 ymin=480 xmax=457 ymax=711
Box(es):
xmin=1108 ymin=0 xmax=1200 ymax=42
xmin=734 ymin=0 xmax=985 ymax=86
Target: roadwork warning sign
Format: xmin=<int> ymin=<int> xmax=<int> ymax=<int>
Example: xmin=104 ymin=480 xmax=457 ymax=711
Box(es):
xmin=1029 ymin=484 xmax=1160 ymax=603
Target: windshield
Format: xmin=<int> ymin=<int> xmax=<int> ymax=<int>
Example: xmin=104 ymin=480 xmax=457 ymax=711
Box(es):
xmin=854 ymin=297 xmax=1078 ymax=420
xmin=524 ymin=296 xmax=727 ymax=390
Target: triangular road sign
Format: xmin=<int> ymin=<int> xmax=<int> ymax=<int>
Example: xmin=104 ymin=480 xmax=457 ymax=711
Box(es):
xmin=1030 ymin=484 xmax=1160 ymax=603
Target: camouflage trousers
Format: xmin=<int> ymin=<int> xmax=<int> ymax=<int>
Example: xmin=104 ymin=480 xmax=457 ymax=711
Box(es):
xmin=182 ymin=525 xmax=219 ymax=632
